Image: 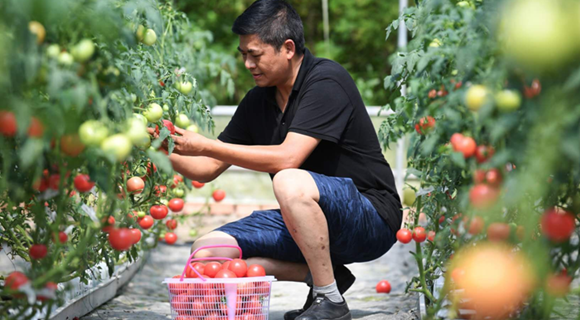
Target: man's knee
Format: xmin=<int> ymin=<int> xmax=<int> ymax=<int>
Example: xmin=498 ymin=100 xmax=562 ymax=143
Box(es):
xmin=190 ymin=231 xmax=240 ymax=262
xmin=273 ymin=169 xmax=319 ymax=205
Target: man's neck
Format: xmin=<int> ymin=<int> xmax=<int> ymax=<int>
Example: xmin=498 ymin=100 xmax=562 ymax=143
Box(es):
xmin=276 ymin=54 xmax=304 ymax=112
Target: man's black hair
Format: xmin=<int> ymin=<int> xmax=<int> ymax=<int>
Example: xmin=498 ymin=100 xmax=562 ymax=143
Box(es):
xmin=232 ymin=0 xmax=305 ymax=55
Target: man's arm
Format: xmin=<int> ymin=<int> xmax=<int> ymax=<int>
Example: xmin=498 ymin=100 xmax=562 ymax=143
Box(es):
xmin=170 ymin=127 xmax=320 ymax=174
xmin=169 ymin=153 xmax=231 ymax=183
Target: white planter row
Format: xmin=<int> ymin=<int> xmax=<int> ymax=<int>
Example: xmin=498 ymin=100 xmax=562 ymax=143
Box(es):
xmin=1 ymin=250 xmax=148 ymax=320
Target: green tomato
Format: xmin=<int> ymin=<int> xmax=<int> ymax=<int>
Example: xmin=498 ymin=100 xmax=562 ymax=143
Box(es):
xmin=465 ymin=85 xmax=489 ymax=111
xmin=144 ymin=103 xmax=163 ymax=122
xmin=176 ymin=81 xmax=193 ymax=95
xmin=135 ymin=166 xmax=147 ymax=177
xmin=457 ymin=1 xmax=474 ymax=9
xmin=58 ymin=52 xmax=74 ymax=66
xmin=72 ymin=39 xmax=95 ymax=63
xmin=186 ymin=124 xmax=199 ymax=133
xmin=134 ymin=113 xmax=148 ymax=126
xmin=47 ymin=44 xmax=60 ymax=59
xmin=429 ymin=38 xmax=442 ymax=48
xmin=403 ymin=188 xmax=416 ymax=207
xmin=173 ymin=188 xmax=185 ymax=198
xmin=500 ymin=0 xmax=578 ymax=72
xmin=495 ymin=90 xmax=522 ymax=112
xmin=100 ymin=134 xmax=133 ymax=162
xmin=143 ymin=29 xmax=157 ymax=46
xmin=136 ymin=25 xmax=145 ymax=42
xmin=189 ymin=230 xmax=198 ymax=237
xmin=125 ymin=118 xmax=150 ymax=147
xmin=78 ymin=120 xmax=109 ymax=146
xmin=137 ymin=211 xmax=146 ymax=218
xmin=163 ymin=104 xmax=169 ymax=112
xmin=160 ymin=198 xmax=168 ymax=206
xmin=175 ymin=114 xmax=190 ymax=128
xmin=130 ymin=94 xmax=137 ymax=103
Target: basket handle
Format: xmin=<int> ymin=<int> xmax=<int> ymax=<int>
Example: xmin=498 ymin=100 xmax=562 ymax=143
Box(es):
xmin=180 ymin=245 xmax=243 ymax=282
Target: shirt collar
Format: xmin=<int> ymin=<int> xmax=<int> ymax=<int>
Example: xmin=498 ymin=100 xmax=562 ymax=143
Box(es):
xmin=265 ymin=48 xmax=315 ymax=106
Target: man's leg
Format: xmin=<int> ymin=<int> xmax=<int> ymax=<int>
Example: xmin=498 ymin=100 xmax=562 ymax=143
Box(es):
xmin=273 ymin=169 xmax=352 ymax=320
xmin=190 ymin=231 xmax=310 ymax=282
xmin=272 ymin=169 xmax=334 ymax=287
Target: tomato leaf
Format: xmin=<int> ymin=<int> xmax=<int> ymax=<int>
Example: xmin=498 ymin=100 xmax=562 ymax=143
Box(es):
xmin=146 ymin=149 xmax=173 ymax=174
xmin=449 ymin=152 xmax=466 ymax=168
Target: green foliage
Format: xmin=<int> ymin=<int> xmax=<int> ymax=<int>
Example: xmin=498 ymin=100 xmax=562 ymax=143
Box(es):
xmin=0 ymin=0 xmax=230 ymax=317
xmin=175 ymin=0 xmax=403 ymax=106
xmin=381 ymin=0 xmax=580 ymax=317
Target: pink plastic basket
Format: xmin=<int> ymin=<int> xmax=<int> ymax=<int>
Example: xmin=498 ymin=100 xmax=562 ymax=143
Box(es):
xmin=163 ymin=245 xmax=277 ymax=320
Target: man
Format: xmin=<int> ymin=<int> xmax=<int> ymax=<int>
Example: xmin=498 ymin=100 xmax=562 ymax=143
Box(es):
xmin=164 ymin=0 xmax=401 ymax=319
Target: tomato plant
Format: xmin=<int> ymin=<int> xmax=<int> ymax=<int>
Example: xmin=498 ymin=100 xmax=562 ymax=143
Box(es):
xmin=381 ymin=0 xmax=580 ymax=317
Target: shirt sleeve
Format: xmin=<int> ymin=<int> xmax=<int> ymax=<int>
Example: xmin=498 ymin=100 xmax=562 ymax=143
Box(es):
xmin=289 ymin=79 xmax=353 ymax=143
xmin=217 ymin=94 xmax=253 ymax=145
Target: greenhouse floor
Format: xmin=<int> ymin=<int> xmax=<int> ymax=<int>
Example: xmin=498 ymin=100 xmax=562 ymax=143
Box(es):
xmin=81 ymin=240 xmax=420 ymax=320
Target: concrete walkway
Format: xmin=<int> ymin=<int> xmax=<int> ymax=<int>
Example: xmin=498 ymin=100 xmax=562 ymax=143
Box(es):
xmin=81 ymin=240 xmax=419 ymax=320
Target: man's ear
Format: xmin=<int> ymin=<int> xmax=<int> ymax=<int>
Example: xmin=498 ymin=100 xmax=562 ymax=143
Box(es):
xmin=283 ymin=39 xmax=296 ymax=60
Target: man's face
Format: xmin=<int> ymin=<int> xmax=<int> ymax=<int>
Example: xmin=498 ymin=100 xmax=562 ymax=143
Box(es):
xmin=238 ymin=34 xmax=290 ymax=87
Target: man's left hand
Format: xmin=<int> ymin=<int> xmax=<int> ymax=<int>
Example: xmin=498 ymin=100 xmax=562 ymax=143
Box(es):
xmin=168 ymin=126 xmax=209 ymax=156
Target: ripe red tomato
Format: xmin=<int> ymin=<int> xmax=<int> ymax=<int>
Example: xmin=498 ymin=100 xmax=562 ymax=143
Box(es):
xmin=415 ymin=116 xmax=436 ymax=135
xmin=524 ymin=79 xmax=541 ymax=99
xmin=57 ymin=231 xmax=68 ymax=243
xmin=473 ymin=169 xmax=486 ymax=184
xmin=74 ymin=174 xmax=95 ymax=193
xmin=108 ymin=228 xmax=133 ymax=251
xmin=48 ymin=174 xmax=61 ymax=190
xmin=60 ymin=134 xmax=85 ymax=157
xmin=486 ymin=222 xmax=511 ymax=242
xmin=485 ymin=169 xmax=502 ymax=186
xmin=192 ymin=180 xmax=205 ymax=188
xmin=29 ymin=244 xmax=48 ymax=259
xmin=37 ymin=282 xmax=58 ymax=301
xmin=375 ymin=280 xmax=391 ymax=293
xmin=5 ymin=271 xmax=29 ymax=291
xmin=186 ymin=262 xmax=206 ymax=278
xmin=452 ymin=135 xmax=476 ymax=158
xmin=212 ymin=189 xmax=226 ymax=202
xmin=165 ymin=232 xmax=178 ymax=245
xmin=166 ymin=219 xmax=178 ymax=230
xmin=468 ymin=216 xmax=484 ymax=235
xmin=154 ymin=185 xmax=167 ymax=196
xmin=168 ymin=198 xmax=185 ymax=212
xmin=245 ymin=296 xmax=262 ymax=313
xmin=172 ymin=174 xmax=183 ymax=188
xmin=204 ymin=262 xmax=223 ymax=278
xmin=541 ymin=208 xmax=576 ymax=243
xmin=469 ymin=184 xmax=500 ymax=209
xmin=427 ymin=231 xmax=436 ymax=242
xmin=428 ymin=89 xmax=437 ymax=99
xmin=412 ymin=227 xmax=427 ymax=243
xmin=546 ymin=272 xmax=572 ymax=297
xmin=227 ymin=259 xmax=248 ymax=277
xmin=27 ymin=117 xmax=44 ymax=137
xmin=155 ymin=119 xmax=176 ymax=135
xmin=127 ymin=177 xmax=145 ymax=194
xmin=474 ymin=145 xmax=495 ymax=163
xmin=101 ymin=216 xmax=116 ymax=233
xmin=222 ymin=260 xmax=231 ymax=271
xmin=130 ymin=228 xmax=142 ymax=244
xmin=396 ymin=228 xmax=412 ymax=244
xmin=138 ymin=215 xmax=154 ymax=229
xmin=0 ymin=111 xmax=17 ymax=137
xmin=150 ymin=205 xmax=169 ymax=220
xmin=246 ymin=264 xmax=266 ymax=277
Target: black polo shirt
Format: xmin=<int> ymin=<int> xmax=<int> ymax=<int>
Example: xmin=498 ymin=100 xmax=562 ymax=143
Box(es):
xmin=218 ymin=48 xmax=402 ymax=233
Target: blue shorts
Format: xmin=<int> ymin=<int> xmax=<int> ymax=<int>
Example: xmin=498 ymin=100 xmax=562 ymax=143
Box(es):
xmin=215 ymin=171 xmax=396 ymax=265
